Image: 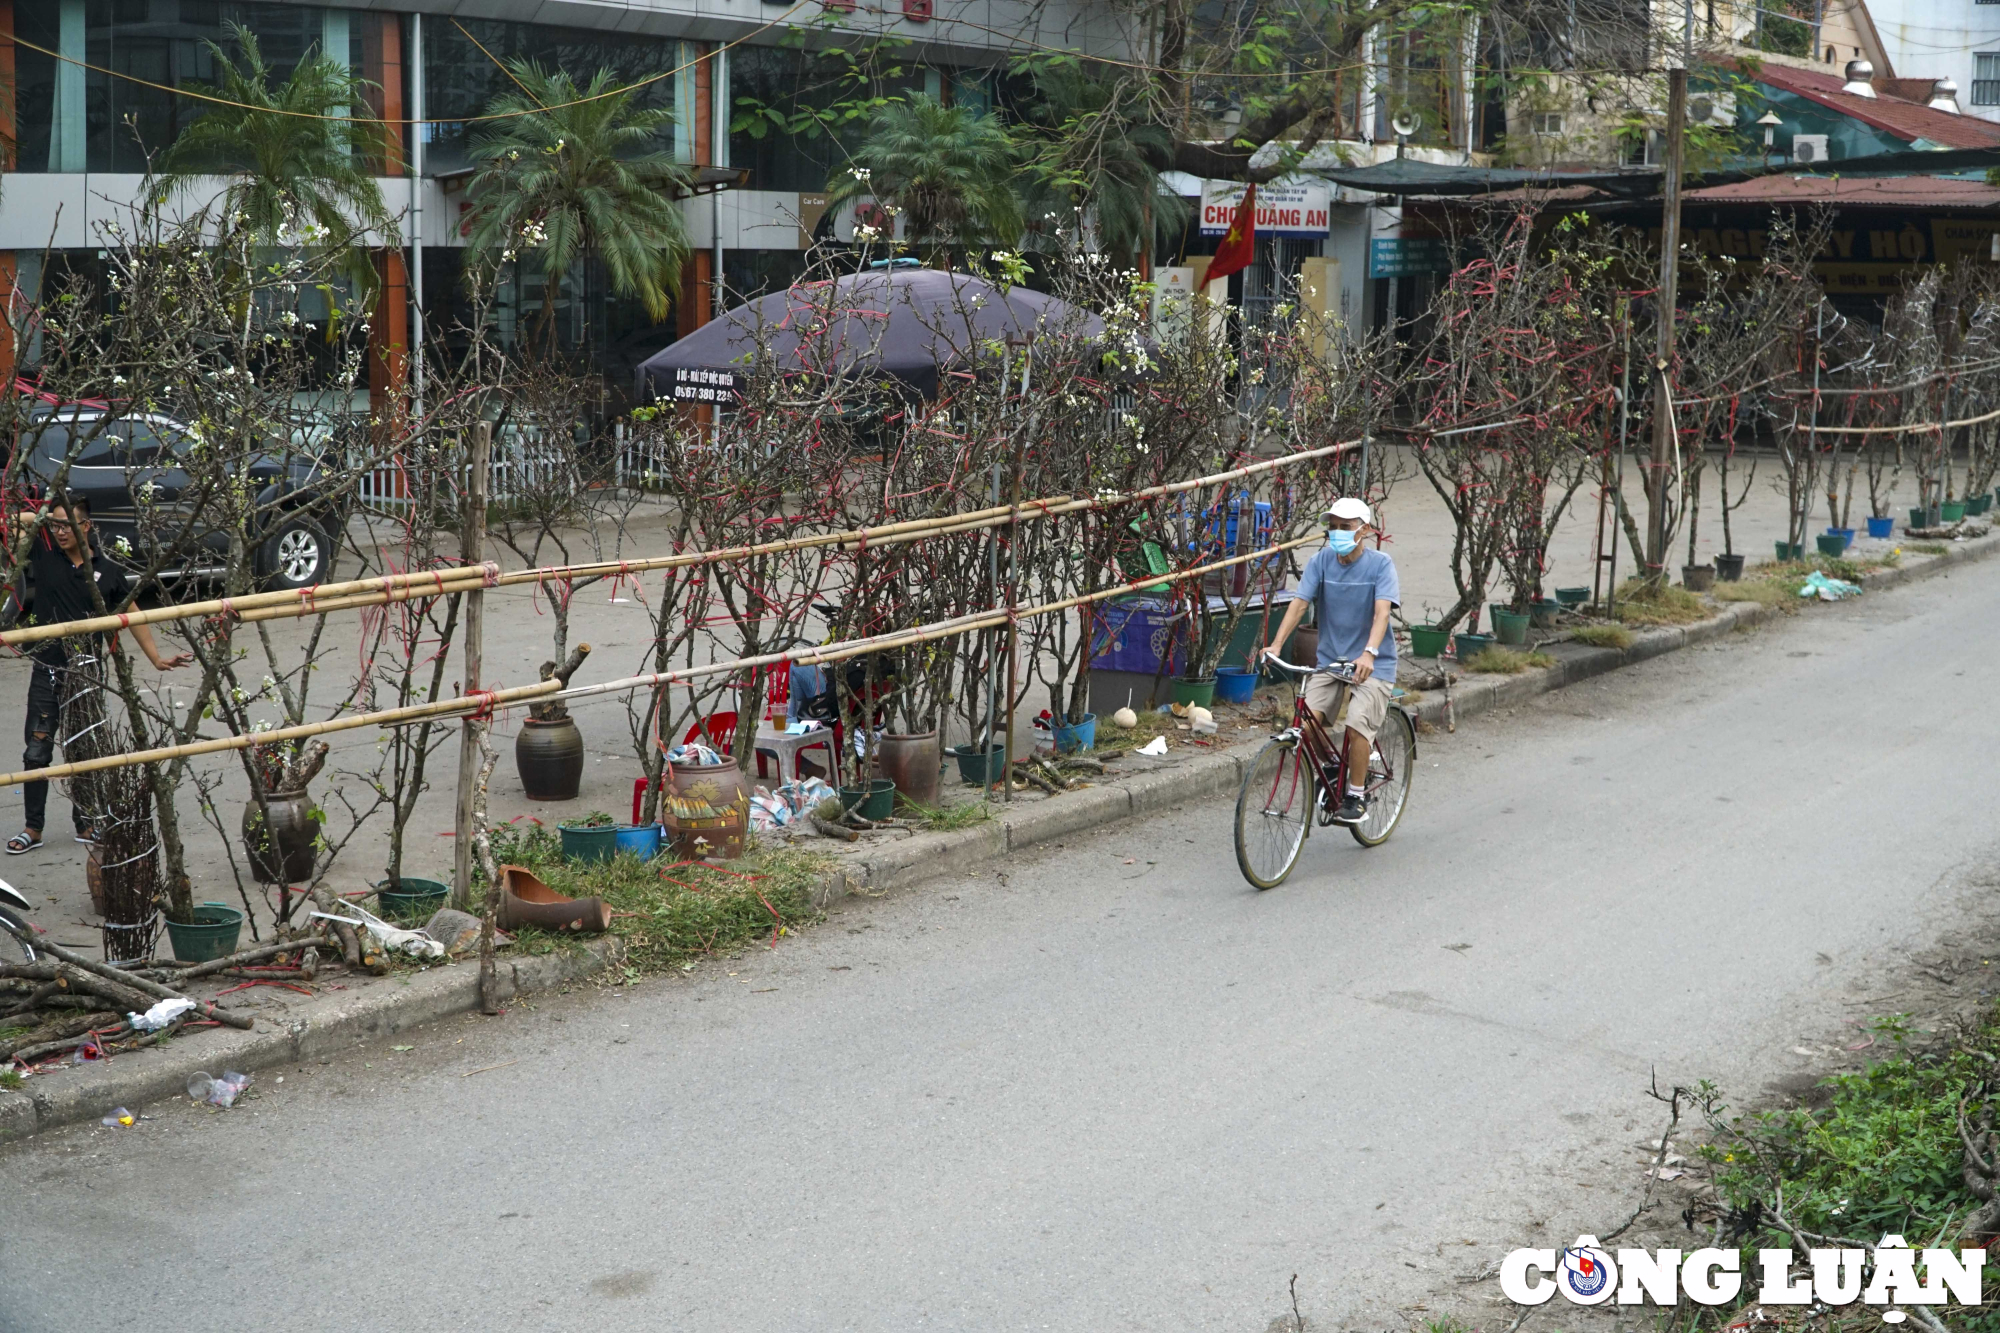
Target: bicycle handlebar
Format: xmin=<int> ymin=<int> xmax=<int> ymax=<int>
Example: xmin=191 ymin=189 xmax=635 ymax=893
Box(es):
xmin=1261 ymin=652 xmax=1358 ymax=682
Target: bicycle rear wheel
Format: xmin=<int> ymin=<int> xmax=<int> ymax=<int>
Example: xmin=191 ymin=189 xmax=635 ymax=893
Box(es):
xmin=1235 ymin=737 xmax=1313 ymax=889
xmin=1350 ymin=709 xmax=1415 ymax=847
xmin=0 ymin=907 xmax=33 ymax=964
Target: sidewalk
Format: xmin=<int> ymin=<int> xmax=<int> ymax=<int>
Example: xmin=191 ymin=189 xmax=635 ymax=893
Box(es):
xmin=8 ymin=526 xmax=1989 ymax=1143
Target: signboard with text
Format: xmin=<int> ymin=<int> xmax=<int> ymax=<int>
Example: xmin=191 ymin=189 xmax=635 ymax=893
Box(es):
xmin=1199 ymin=180 xmax=1331 ymax=238
xmin=1369 ymin=237 xmax=1449 ymax=279
xmin=667 ymin=367 xmax=742 ymax=404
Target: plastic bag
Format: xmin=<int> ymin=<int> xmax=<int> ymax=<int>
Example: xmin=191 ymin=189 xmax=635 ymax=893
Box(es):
xmin=187 ymin=1070 xmax=251 ymax=1109
xmin=128 ymin=997 xmax=195 ymax=1032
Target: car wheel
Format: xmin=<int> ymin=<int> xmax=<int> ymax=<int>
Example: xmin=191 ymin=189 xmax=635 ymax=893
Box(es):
xmin=258 ymin=516 xmax=335 ymax=590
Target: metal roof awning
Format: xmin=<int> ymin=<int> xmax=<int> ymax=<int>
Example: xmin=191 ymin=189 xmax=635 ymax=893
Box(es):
xmin=1310 ymin=145 xmax=2000 ymax=199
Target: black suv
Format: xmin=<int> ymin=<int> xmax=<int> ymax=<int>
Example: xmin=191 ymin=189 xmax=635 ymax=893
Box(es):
xmin=14 ymin=409 xmax=348 ymax=591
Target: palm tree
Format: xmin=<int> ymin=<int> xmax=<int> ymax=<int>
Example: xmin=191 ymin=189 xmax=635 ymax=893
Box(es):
xmin=826 ymin=94 xmax=1022 ymax=263
xmin=160 ymin=25 xmax=395 ymax=270
xmin=466 ymin=62 xmax=693 ymax=333
xmin=1014 ymin=63 xmax=1187 ymax=266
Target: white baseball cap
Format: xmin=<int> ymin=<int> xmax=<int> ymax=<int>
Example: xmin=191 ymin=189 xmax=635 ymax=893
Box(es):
xmin=1324 ymin=497 xmax=1374 ymax=524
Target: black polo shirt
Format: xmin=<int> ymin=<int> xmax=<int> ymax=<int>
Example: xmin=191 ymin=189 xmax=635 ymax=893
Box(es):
xmin=18 ymin=539 xmax=131 ymax=669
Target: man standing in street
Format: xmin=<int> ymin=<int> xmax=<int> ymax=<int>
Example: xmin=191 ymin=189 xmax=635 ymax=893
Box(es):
xmin=4 ymin=500 xmax=188 ymax=853
xmin=1263 ymin=497 xmax=1399 ymax=825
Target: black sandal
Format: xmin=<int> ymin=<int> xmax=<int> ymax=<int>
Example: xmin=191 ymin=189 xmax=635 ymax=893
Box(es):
xmin=6 ymin=832 xmax=42 ymax=855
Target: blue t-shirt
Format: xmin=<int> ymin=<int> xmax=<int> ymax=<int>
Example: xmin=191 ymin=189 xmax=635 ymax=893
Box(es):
xmin=1295 ymin=546 xmax=1400 ymax=683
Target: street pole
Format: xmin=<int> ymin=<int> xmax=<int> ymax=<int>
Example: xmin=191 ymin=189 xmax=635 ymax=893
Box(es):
xmin=452 ymin=421 xmax=490 ymax=910
xmin=1645 ymin=66 xmax=1688 ymax=583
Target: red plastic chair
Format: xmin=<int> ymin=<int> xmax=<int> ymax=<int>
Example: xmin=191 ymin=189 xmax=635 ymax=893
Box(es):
xmin=682 ymin=711 xmax=739 ymax=757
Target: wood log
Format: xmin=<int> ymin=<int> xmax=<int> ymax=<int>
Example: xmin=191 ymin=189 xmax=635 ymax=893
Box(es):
xmin=0 ymin=922 xmax=254 ymax=1030
xmin=163 ymin=935 xmax=330 ymax=984
xmin=809 ymin=812 xmax=859 ymax=842
xmin=12 ymin=1021 xmax=128 ymax=1063
xmin=0 ymin=1010 xmax=120 ymax=1059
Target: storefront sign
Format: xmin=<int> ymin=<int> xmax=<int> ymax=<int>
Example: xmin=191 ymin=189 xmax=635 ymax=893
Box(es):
xmin=1199 ymin=180 xmax=1331 ymax=238
xmin=667 ymin=367 xmax=741 ymax=404
xmin=1369 ymin=237 xmax=1449 ymax=278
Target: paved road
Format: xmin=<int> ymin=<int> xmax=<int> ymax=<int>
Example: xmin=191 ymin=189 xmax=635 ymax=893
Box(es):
xmin=6 ymin=562 xmax=1998 ymax=1333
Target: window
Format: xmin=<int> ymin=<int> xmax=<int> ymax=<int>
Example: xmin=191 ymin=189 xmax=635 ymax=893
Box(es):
xmin=424 ymin=18 xmax=678 ymax=175
xmin=1530 ymin=111 xmax=1564 ymax=135
xmin=1976 ymin=54 xmax=2000 ymax=105
xmin=13 ymin=1 xmax=362 ymax=173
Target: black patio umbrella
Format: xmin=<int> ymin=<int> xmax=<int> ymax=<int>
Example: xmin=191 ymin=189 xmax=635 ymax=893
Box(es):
xmin=636 ymin=268 xmax=1109 ymax=403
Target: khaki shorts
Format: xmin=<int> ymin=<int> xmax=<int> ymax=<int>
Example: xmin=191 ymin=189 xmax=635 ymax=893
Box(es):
xmin=1302 ymin=673 xmax=1394 ymax=746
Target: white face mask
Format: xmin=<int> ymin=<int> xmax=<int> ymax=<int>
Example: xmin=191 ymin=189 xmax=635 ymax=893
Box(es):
xmin=1328 ymin=528 xmax=1359 ymax=555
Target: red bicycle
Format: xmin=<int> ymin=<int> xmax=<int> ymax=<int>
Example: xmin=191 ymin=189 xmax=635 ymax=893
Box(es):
xmin=1233 ymin=657 xmax=1417 ymax=888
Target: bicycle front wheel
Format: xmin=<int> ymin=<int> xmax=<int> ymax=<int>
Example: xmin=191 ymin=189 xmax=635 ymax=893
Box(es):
xmin=1235 ymin=737 xmax=1313 ymax=889
xmin=1351 ymin=708 xmax=1416 ymax=847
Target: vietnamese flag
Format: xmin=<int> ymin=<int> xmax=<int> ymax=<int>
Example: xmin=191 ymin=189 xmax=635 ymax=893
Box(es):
xmin=1206 ymin=184 xmax=1257 ymax=285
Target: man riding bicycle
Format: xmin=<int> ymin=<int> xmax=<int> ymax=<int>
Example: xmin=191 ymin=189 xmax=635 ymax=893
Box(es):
xmin=1264 ymin=497 xmax=1398 ymax=826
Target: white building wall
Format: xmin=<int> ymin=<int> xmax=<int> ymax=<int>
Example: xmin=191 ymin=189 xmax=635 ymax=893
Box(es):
xmin=1868 ymin=0 xmax=2000 ymax=122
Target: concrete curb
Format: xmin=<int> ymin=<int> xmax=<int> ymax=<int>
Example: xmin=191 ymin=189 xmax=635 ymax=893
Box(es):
xmin=0 ymin=935 xmax=624 ymax=1143
xmin=11 ymin=531 xmax=1993 ymax=1146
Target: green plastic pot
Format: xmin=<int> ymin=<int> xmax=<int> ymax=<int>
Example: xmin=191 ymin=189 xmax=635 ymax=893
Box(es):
xmin=1554 ymin=586 xmax=1590 ymax=608
xmin=1529 ymin=600 xmax=1561 ymax=629
xmin=376 ymin=876 xmax=449 ymax=923
xmin=1775 ymin=540 xmax=1805 ymax=561
xmin=949 ymin=742 xmax=1007 ymax=786
xmin=1942 ymin=501 xmax=1967 ymax=522
xmin=558 ymin=822 xmax=618 ymax=864
xmin=1910 ymin=506 xmax=1931 ymax=528
xmin=1492 ymin=609 xmax=1530 ymax=646
xmin=840 ymin=778 xmax=896 ymax=822
xmin=1453 ymin=632 xmax=1493 ymax=661
xmin=1408 ymin=625 xmax=1449 ymax=658
xmin=1170 ymin=676 xmax=1216 ymax=709
xmin=1972 ymin=494 xmax=1993 ymax=516
xmin=1815 ymin=533 xmax=1847 ymax=558
xmin=165 ymin=902 xmax=244 ymax=964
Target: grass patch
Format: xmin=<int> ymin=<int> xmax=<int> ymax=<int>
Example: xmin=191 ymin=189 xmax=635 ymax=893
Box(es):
xmin=1712 ymin=579 xmax=1792 ymax=606
xmin=1463 ymin=647 xmax=1555 ymax=674
xmin=1698 ymin=1009 xmax=2000 ymax=1333
xmin=485 ymin=823 xmax=833 ymax=974
xmin=1612 ymin=578 xmax=1710 ymax=625
xmin=1098 ymin=707 xmax=1176 ymax=750
xmin=903 ymin=799 xmax=994 ymax=832
xmin=1908 ymin=541 xmax=1949 ymax=556
xmin=1568 ymin=622 xmax=1633 ymax=650
xmin=0 ymin=1067 xmax=19 ymax=1090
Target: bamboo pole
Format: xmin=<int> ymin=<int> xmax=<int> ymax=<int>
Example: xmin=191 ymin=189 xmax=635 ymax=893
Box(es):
xmin=453 ymin=422 xmax=490 ymax=912
xmin=0 ymin=441 xmax=1361 ymax=649
xmin=0 ymin=679 xmax=558 ymax=790
xmin=0 ymin=529 xmax=1314 ymax=790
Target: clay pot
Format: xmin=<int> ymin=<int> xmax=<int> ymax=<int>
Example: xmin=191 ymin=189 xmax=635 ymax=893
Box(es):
xmin=662 ymin=758 xmax=750 ymax=861
xmin=241 ymin=788 xmax=320 ymax=885
xmin=516 ymin=716 xmax=584 ymax=801
xmin=876 ymin=730 xmax=942 ymax=808
xmin=495 ymin=865 xmax=610 ymax=934
xmin=1288 ymin=622 xmax=1318 ymax=669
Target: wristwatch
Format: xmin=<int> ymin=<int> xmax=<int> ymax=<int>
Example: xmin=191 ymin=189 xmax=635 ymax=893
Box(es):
xmin=1361 ymin=647 xmax=1378 ymax=658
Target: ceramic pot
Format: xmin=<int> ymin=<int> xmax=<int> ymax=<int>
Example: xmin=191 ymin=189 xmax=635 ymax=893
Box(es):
xmin=663 ymin=758 xmax=750 ymax=860
xmin=876 ymin=730 xmax=943 ymax=807
xmin=242 ymin=788 xmax=319 ymax=885
xmin=515 ymin=716 xmax=584 ymax=801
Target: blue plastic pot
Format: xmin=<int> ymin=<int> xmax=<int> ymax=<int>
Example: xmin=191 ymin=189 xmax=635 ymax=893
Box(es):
xmin=614 ymin=823 xmax=662 ymax=861
xmin=1826 ymin=526 xmax=1855 ymax=550
xmin=1213 ymin=667 xmax=1257 ymax=704
xmin=1866 ymin=515 xmax=1895 ymax=539
xmin=1050 ymin=713 xmax=1097 ymax=753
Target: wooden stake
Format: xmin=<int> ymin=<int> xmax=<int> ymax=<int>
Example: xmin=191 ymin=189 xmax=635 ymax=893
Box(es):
xmin=1645 ymin=66 xmax=1688 ymax=581
xmin=454 ymin=421 xmax=491 ymax=913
